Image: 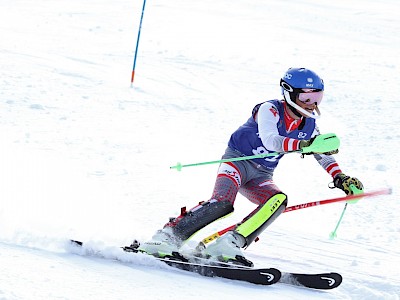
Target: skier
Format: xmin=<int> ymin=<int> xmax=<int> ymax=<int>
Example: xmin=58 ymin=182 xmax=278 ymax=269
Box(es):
xmin=138 ymin=67 xmax=364 ymax=266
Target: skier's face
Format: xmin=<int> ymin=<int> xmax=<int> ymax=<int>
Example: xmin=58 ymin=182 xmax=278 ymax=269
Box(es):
xmin=295 ymin=96 xmax=318 ymax=117
xmin=298 ymin=89 xmax=323 ymax=106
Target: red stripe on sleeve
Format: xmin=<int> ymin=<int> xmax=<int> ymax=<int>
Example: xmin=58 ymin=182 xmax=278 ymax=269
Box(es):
xmin=283 ymin=138 xmax=290 ymax=151
xmin=331 ymin=169 xmax=342 ymax=178
xmin=326 ymin=163 xmax=338 ymax=173
xmin=293 ymin=139 xmax=300 ymax=150
xmin=326 ymin=162 xmax=342 ymax=178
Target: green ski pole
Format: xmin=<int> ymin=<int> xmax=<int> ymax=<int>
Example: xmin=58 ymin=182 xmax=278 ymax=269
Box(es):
xmin=329 ymin=202 xmax=348 ymax=239
xmin=170 ymin=150 xmax=300 ymax=171
xmin=170 ymin=133 xmax=340 ymax=171
xmin=329 ymin=185 xmax=364 ymax=239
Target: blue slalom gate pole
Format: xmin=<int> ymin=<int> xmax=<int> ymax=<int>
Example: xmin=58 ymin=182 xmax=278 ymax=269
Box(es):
xmin=131 ymin=0 xmax=147 ymax=86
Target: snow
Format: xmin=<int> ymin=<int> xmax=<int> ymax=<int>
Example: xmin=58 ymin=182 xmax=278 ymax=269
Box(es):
xmin=0 ymin=0 xmax=399 ymax=299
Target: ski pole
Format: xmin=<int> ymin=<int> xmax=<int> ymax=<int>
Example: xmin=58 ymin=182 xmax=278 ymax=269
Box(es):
xmin=170 ymin=150 xmax=300 ymax=171
xmin=329 ymin=203 xmax=348 ymax=240
xmin=329 ymin=185 xmax=364 ymax=239
xmin=131 ymin=0 xmax=147 ymax=86
xmin=199 ymin=188 xmax=392 ymax=246
xmin=170 ymin=133 xmax=340 ymax=171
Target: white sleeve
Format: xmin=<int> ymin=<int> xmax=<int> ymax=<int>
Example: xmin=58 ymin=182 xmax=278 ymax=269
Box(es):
xmin=256 ymin=102 xmax=304 ymax=152
xmin=256 ymin=102 xmax=286 ymax=152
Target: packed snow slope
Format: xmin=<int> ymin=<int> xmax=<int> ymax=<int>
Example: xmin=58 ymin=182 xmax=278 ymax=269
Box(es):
xmin=0 ymin=0 xmax=399 ymax=299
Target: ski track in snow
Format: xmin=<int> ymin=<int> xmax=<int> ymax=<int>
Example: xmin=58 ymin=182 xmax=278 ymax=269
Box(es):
xmin=1 ymin=0 xmax=399 ymax=299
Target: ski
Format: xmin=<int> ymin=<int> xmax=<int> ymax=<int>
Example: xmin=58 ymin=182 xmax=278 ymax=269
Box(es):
xmin=280 ymin=271 xmax=342 ymax=290
xmin=70 ymin=239 xmax=280 ymax=285
xmin=69 ymin=240 xmax=342 ymax=289
xmin=157 ymin=258 xmax=281 ymax=285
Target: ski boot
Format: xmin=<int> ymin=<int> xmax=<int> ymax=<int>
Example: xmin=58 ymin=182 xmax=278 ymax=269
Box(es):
xmin=203 ymin=231 xmax=253 ymax=267
xmin=137 ymin=227 xmax=182 ymax=259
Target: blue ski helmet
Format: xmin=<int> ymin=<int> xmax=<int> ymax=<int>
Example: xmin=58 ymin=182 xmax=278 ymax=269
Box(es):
xmin=280 ymin=68 xmax=324 ymax=119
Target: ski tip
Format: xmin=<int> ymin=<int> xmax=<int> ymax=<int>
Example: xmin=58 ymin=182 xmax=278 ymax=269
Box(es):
xmin=281 ymin=272 xmax=342 ymax=290
xmin=322 ymin=272 xmax=343 ymax=289
xmin=70 ymin=239 xmax=83 ymax=246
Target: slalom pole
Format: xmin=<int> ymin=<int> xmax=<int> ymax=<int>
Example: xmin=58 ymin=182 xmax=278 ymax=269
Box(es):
xmin=199 ymin=188 xmax=392 ymax=246
xmin=170 ymin=150 xmax=301 ymax=171
xmin=131 ymin=0 xmax=147 ymax=87
xmin=329 ymin=185 xmax=364 ymax=239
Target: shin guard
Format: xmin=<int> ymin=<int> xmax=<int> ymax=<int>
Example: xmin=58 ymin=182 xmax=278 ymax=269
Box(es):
xmin=169 ymin=199 xmax=234 ymax=242
xmin=235 ymin=193 xmax=287 ymax=246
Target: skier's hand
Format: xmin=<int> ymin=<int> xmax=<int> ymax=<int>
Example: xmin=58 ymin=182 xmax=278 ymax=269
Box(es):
xmin=333 ymin=173 xmax=364 ymax=195
xmin=321 ymin=149 xmax=339 ymax=155
xmin=299 ymin=138 xmax=314 ymax=152
xmin=299 ymin=133 xmax=340 ymax=155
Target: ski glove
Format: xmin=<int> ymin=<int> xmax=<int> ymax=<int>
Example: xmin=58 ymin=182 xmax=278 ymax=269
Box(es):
xmin=299 ymin=133 xmax=340 ymax=155
xmin=333 ymin=173 xmax=364 ymax=195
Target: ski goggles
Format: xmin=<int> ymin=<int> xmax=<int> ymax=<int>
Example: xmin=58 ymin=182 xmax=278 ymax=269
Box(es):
xmin=298 ymin=89 xmax=323 ymax=105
